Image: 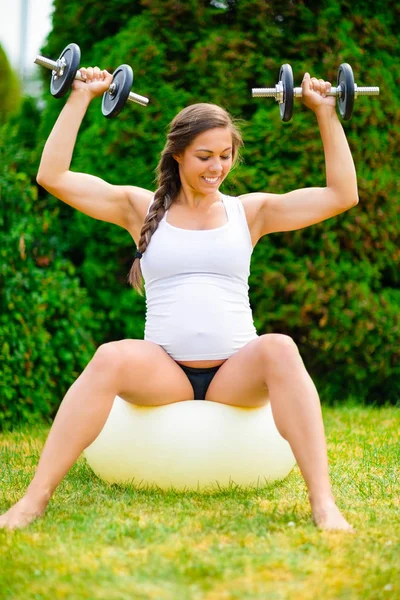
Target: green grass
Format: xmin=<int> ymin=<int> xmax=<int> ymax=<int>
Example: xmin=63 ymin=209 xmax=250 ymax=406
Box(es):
xmin=0 ymin=405 xmax=399 ymax=600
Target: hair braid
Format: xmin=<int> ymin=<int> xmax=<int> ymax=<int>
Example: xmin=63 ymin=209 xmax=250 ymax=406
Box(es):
xmin=128 ymin=155 xmax=180 ymax=294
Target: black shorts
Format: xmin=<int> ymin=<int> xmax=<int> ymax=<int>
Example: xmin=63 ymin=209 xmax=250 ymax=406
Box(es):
xmin=178 ymin=364 xmax=222 ymax=400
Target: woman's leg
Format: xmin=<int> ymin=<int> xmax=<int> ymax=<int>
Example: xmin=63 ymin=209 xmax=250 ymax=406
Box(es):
xmin=260 ymin=338 xmax=355 ymax=531
xmin=0 ymin=340 xmax=194 ymax=529
xmin=204 ymin=334 xmax=355 ymax=531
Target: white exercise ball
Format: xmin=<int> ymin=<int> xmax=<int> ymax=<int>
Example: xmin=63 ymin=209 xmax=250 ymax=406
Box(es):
xmin=84 ymin=397 xmax=296 ymax=491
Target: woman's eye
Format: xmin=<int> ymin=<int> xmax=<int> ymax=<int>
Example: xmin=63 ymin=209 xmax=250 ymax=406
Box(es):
xmin=197 ymin=156 xmax=231 ymax=161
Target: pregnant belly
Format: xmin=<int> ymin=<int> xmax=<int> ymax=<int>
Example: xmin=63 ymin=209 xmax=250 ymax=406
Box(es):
xmin=145 ymin=282 xmax=254 ymax=366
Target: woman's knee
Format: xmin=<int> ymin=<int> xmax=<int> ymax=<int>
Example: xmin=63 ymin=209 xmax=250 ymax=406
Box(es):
xmin=90 ymin=341 xmax=127 ymax=378
xmin=259 ymin=333 xmax=300 ymax=363
xmin=90 ymin=339 xmax=154 ymax=378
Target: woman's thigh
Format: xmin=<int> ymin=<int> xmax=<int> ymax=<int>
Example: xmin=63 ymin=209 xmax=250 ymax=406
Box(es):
xmin=93 ymin=339 xmax=194 ymax=406
xmin=205 ymin=334 xmax=300 ymax=408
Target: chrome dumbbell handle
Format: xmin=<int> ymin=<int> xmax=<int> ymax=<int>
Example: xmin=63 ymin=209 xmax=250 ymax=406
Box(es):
xmin=34 ymin=54 xmax=149 ymax=107
xmin=252 ymin=84 xmax=380 ymax=100
xmin=294 ymin=85 xmax=380 ymax=99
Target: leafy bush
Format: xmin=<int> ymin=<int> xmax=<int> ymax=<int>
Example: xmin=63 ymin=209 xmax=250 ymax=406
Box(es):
xmin=0 ymin=44 xmax=21 ymax=123
xmin=1 ymin=1 xmax=398 ymax=427
xmin=0 ymin=101 xmax=99 ymax=428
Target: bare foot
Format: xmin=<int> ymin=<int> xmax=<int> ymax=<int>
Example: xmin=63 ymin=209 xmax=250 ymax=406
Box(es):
xmin=0 ymin=494 xmax=49 ymax=530
xmin=311 ymin=497 xmax=356 ymax=532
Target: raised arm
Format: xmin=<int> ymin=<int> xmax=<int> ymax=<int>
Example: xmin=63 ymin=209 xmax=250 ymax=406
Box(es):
xmin=241 ymin=73 xmax=359 ymax=238
xmin=36 ymin=67 xmax=152 ymax=230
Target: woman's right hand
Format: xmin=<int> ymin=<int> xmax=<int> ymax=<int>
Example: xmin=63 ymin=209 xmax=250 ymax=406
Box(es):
xmin=72 ymin=66 xmax=113 ymax=99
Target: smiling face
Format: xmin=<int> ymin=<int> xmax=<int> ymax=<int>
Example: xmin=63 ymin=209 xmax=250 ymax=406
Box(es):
xmin=173 ymin=127 xmax=234 ymax=198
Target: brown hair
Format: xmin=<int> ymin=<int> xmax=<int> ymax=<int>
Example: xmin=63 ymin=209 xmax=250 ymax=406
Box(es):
xmin=128 ymin=103 xmax=243 ymax=295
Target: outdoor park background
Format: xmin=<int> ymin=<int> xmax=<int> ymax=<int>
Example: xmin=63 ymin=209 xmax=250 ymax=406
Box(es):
xmin=0 ymin=0 xmax=399 ymax=428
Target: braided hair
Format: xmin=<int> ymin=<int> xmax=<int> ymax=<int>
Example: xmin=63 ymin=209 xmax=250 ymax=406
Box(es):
xmin=128 ymin=103 xmax=243 ymax=295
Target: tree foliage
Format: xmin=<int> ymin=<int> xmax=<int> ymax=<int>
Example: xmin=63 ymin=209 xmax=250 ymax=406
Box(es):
xmin=0 ymin=100 xmax=99 ymax=428
xmin=1 ymin=0 xmax=399 ymax=426
xmin=0 ymin=45 xmax=21 ymax=123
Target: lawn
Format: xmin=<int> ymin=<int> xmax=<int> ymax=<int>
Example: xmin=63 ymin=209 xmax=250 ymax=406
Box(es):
xmin=0 ymin=404 xmax=399 ymax=600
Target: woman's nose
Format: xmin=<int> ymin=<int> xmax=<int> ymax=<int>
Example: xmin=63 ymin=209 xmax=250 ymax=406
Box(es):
xmin=209 ymin=161 xmax=223 ymax=173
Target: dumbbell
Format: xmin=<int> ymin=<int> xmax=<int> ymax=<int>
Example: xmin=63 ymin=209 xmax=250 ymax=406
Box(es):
xmin=252 ymin=63 xmax=380 ymax=122
xmin=34 ymin=43 xmax=149 ymax=118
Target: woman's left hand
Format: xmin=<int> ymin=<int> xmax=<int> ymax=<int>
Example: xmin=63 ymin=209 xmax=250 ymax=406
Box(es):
xmin=301 ymin=73 xmax=336 ymax=113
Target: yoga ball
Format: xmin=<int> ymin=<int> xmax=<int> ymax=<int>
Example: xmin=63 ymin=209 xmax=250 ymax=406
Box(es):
xmin=84 ymin=397 xmax=296 ymax=491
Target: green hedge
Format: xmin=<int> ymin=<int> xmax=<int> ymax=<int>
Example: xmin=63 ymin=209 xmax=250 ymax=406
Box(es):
xmin=0 ymin=100 xmax=99 ymax=428
xmin=0 ymin=44 xmax=21 ymax=123
xmin=1 ymin=0 xmax=399 ymax=427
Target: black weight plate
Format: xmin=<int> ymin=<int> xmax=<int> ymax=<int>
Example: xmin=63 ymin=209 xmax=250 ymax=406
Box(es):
xmin=102 ymin=64 xmax=133 ymax=119
xmin=279 ymin=63 xmax=294 ymax=122
xmin=50 ymin=43 xmax=81 ymax=98
xmin=337 ymin=63 xmax=355 ymax=121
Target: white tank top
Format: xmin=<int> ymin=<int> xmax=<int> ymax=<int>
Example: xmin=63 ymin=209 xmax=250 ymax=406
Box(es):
xmin=140 ymin=194 xmax=259 ymax=360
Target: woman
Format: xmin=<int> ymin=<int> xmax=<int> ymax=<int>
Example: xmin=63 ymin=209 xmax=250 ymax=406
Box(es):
xmin=0 ymin=66 xmax=358 ymax=531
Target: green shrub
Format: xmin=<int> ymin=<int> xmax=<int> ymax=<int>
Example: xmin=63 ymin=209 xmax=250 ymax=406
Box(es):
xmin=0 ymin=102 xmax=99 ymax=429
xmin=1 ymin=1 xmax=398 ymax=427
xmin=0 ymin=44 xmax=21 ymax=123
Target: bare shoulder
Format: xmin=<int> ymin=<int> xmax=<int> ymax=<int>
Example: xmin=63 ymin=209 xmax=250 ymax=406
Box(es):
xmin=237 ymin=192 xmax=270 ymax=246
xmin=125 ymin=186 xmax=154 ymax=244
xmin=238 ymin=192 xmax=266 ymax=216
